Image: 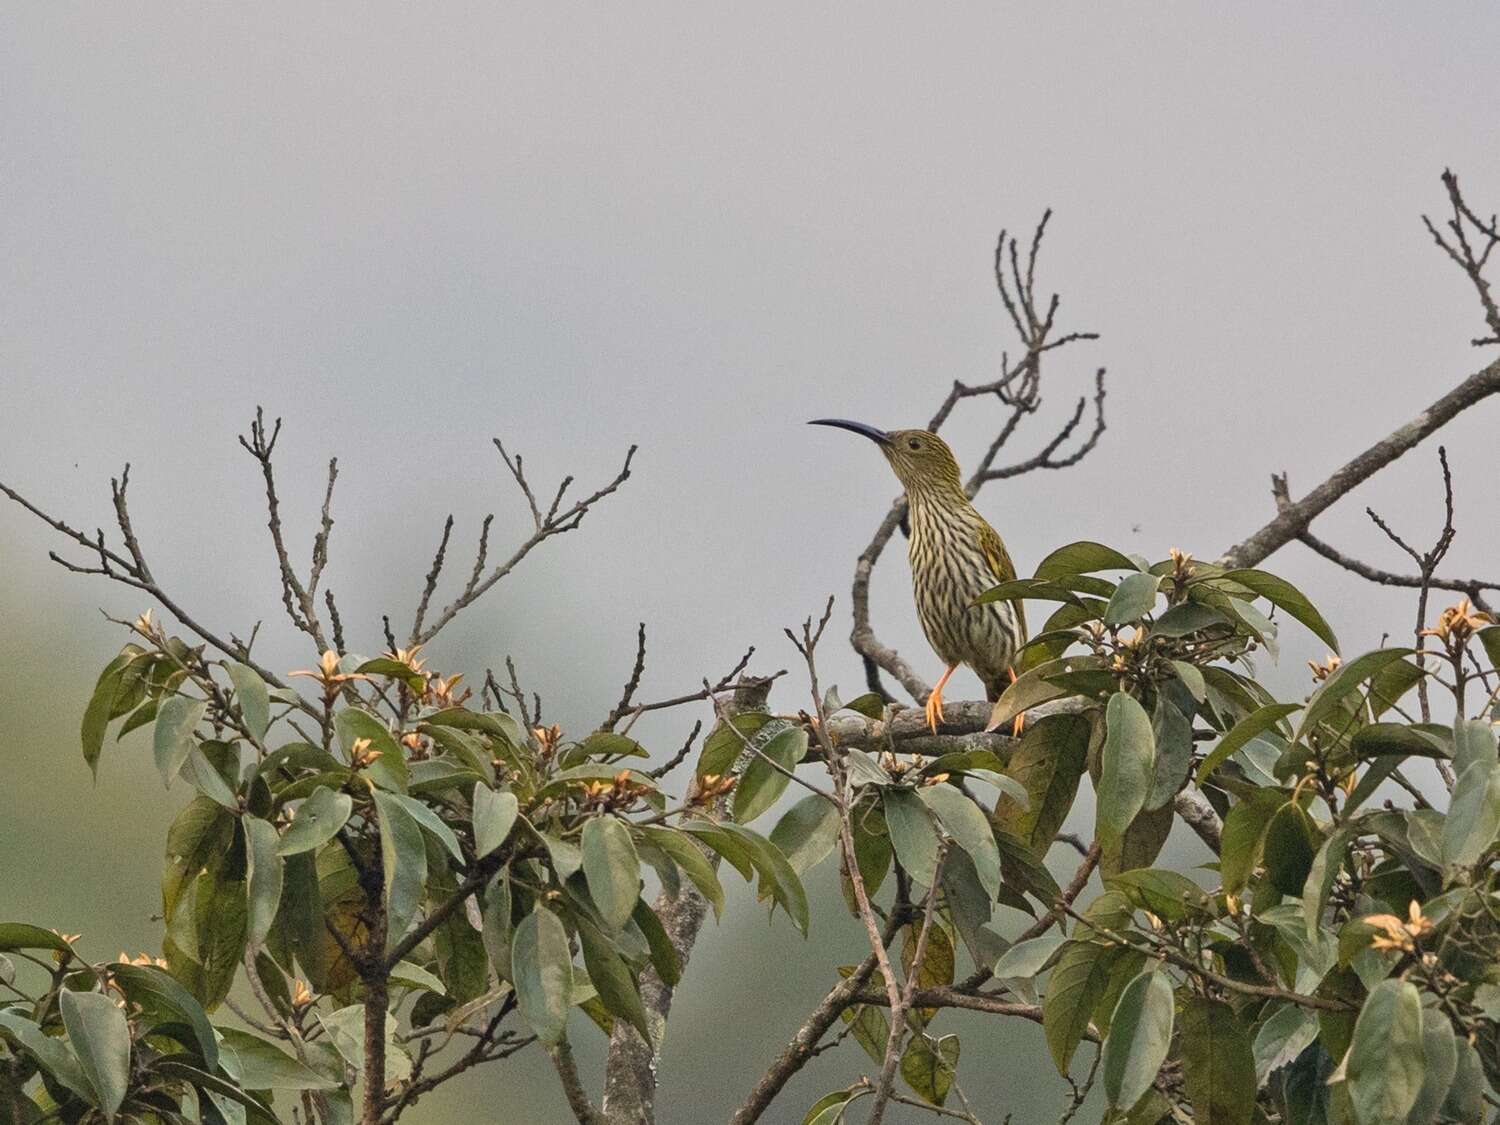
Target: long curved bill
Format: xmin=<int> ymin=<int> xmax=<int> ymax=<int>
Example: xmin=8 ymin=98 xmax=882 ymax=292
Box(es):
xmin=807 ymin=418 xmax=892 ymax=446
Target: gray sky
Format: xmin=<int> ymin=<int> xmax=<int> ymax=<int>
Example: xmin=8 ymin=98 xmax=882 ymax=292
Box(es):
xmin=4 ymin=6 xmax=1500 ymax=1122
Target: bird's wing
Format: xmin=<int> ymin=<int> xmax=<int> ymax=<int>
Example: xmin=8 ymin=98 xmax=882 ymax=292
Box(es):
xmin=978 ymin=520 xmax=1028 ymax=647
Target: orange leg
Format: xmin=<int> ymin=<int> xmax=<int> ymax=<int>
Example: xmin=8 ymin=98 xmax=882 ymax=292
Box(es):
xmin=925 ymin=664 xmax=959 ymax=733
xmin=1008 ymin=667 xmax=1025 ymax=737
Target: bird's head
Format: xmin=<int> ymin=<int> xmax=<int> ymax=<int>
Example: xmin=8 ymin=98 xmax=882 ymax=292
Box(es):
xmin=808 ymin=419 xmax=964 ymax=496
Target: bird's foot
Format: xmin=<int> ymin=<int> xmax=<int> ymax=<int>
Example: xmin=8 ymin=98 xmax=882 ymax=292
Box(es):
xmin=924 ymin=688 xmax=946 ymax=733
xmin=1006 ymin=668 xmax=1023 ymax=737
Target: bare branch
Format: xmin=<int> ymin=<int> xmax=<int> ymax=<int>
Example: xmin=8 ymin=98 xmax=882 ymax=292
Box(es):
xmin=1224 ymin=172 xmax=1500 ymax=569
xmin=1 ymin=469 xmax=302 ymax=708
xmin=973 ymin=369 xmax=1107 ymax=483
xmin=410 ymin=514 xmax=455 ymax=643
xmin=647 ymin=720 xmax=701 ymax=781
xmin=238 ymin=408 xmax=329 ymax=651
xmin=308 ymin=457 xmax=339 ymax=602
xmin=414 ymin=443 xmax=636 ymax=645
xmin=1218 ymin=354 xmax=1500 ymax=569
xmin=549 ymin=1040 xmax=603 ymax=1125
xmin=1422 ymin=168 xmax=1500 ymax=345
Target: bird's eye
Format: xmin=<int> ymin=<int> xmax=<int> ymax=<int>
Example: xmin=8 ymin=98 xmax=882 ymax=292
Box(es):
xmin=907 ymin=438 xmax=921 ymax=451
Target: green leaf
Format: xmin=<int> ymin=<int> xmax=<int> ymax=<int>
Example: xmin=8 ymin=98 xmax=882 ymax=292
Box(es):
xmin=60 ymin=990 xmax=130 ymax=1121
xmin=422 ymin=707 xmax=527 ymax=751
xmin=575 ymin=730 xmax=650 ymax=761
xmin=733 ymin=726 xmax=808 ymax=823
xmin=770 ymin=793 xmax=842 ymax=875
xmin=900 ymin=1033 xmax=959 ymax=1107
xmin=1296 ymin=648 xmax=1414 ymax=739
xmin=1219 ymin=788 xmax=1283 ymax=893
xmin=802 ymin=1090 xmax=858 ymax=1125
xmin=1035 ymin=540 xmax=1140 ymax=580
xmin=1169 ymin=659 xmax=1207 ymax=701
xmin=81 ymin=649 xmax=139 ymax=778
xmin=1407 ymin=1008 xmax=1457 ymax=1125
xmin=994 ymin=712 xmax=1092 ymax=855
xmin=577 ymin=918 xmax=650 ymax=1042
xmin=154 ymin=1060 xmax=279 ymax=1123
xmin=473 ymin=785 xmax=520 ymax=857
xmin=1044 ymin=937 xmax=1124 ymax=1073
xmin=1178 ymin=997 xmax=1255 ymax=1125
xmin=1197 ymin=702 xmax=1301 ymax=784
xmin=0 ymin=1009 xmax=94 ymax=1102
xmin=241 ymin=816 xmax=283 ymax=951
xmin=1351 ymin=722 xmax=1450 ymax=761
xmin=639 ymin=826 xmax=724 ymax=920
xmin=1153 ymin=602 xmax=1228 ymax=637
xmin=1102 ymin=970 xmax=1174 ymax=1111
xmin=1100 ymin=801 xmax=1174 ymax=878
xmin=942 ymin=851 xmax=1005 ymax=970
xmin=390 ymin=959 xmax=447 ymax=995
xmin=839 ymin=692 xmax=886 ymax=720
xmin=390 ymin=793 xmax=465 ymax=863
xmin=631 ymin=899 xmax=681 ymax=987
xmin=1368 ymin=657 xmax=1423 ymax=718
xmin=372 ymin=789 xmax=428 ymax=943
xmin=696 ymin=711 xmax=774 ymax=780
xmin=917 ymin=784 xmax=1001 ymax=901
xmin=992 ymin=934 xmax=1065 ymax=980
xmin=1106 ymin=869 xmax=1209 ymax=922
xmin=1346 ymin=979 xmax=1425 ymax=1125
xmin=1097 ymin=693 xmax=1155 ymax=851
xmin=105 ymin=972 xmax=210 ymax=1068
xmin=974 ymin=576 xmax=1102 ymax=609
xmin=182 ymin=741 xmax=239 ymax=808
xmin=581 ymin=815 xmax=641 ymax=931
xmin=1263 ymin=801 xmax=1320 ymax=896
xmin=1452 ymin=717 xmax=1498 ymax=776
xmin=1441 ymin=760 xmax=1500 ymax=867
xmin=988 ymin=655 xmax=1105 ymax=731
xmin=1441 ymin=1036 xmax=1486 ymax=1124
xmin=882 ymin=788 xmax=942 ymax=888
xmin=510 ymin=907 xmax=573 ymax=1045
xmin=1214 ymin=568 xmax=1339 ymax=652
xmin=480 ymin=871 xmax=513 ymax=980
xmin=715 ymin=822 xmax=810 ymax=935
xmin=1252 ymin=1003 xmax=1319 ymax=1084
xmin=353 ymin=656 xmax=426 ymax=691
xmin=1479 ymin=625 xmax=1500 ymax=673
xmin=276 ymin=786 xmax=353 ymax=856
xmin=1103 ymin=572 xmax=1162 ymax=626
xmin=1144 ymin=693 xmax=1193 ymax=812
xmin=226 ymin=662 xmax=271 ymax=742
xmin=0 ymin=922 xmax=76 ymax=953
xmin=1302 ymin=820 xmax=1357 ymax=933
xmin=317 ymin=1004 xmax=412 ymax=1082
xmin=153 ymin=694 xmax=207 ymax=786
xmin=217 ymin=1026 xmax=337 ymax=1090
xmin=334 ymin=707 xmax=408 ymax=792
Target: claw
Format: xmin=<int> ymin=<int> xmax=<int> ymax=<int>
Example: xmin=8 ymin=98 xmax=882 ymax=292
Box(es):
xmin=1007 ymin=667 xmax=1023 ymax=738
xmin=925 ymin=687 xmax=946 ymax=733
xmin=925 ymin=664 xmax=958 ymax=734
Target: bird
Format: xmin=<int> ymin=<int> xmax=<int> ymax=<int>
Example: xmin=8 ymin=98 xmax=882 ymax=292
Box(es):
xmin=810 ymin=420 xmax=1026 ymax=734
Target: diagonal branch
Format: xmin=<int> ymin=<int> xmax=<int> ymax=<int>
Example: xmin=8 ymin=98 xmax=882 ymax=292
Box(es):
xmin=1217 ymin=354 xmax=1500 ymax=570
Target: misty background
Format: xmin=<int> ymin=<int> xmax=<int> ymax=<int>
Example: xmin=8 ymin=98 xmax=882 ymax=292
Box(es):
xmin=4 ymin=6 xmax=1500 ymax=1122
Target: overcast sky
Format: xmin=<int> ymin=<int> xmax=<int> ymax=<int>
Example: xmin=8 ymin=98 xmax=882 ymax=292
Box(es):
xmin=4 ymin=7 xmax=1500 ymax=1122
